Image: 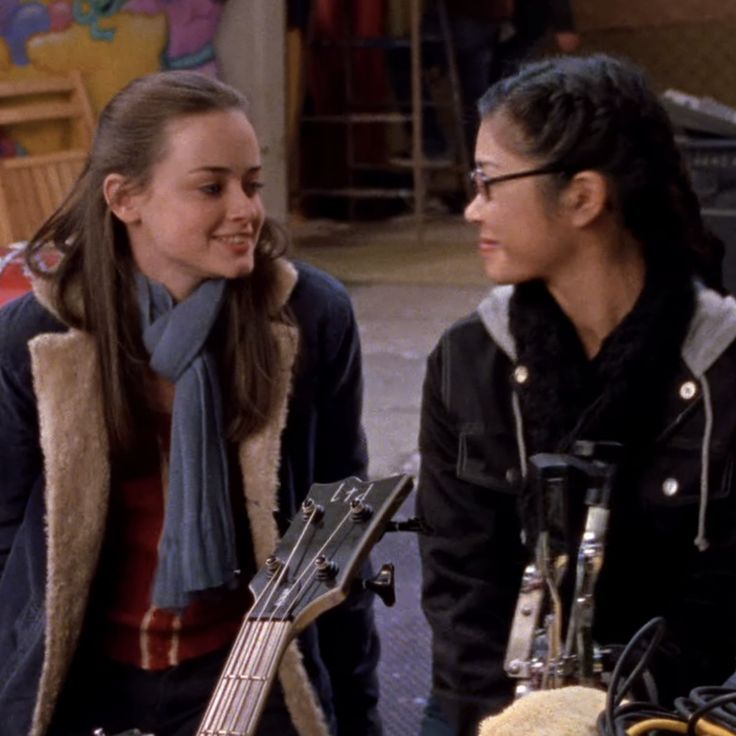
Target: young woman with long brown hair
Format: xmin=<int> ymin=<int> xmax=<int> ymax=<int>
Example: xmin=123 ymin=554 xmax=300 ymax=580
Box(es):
xmin=0 ymin=71 xmax=381 ymax=736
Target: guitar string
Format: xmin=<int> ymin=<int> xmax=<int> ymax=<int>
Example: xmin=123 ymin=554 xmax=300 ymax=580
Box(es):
xmin=272 ymin=483 xmax=377 ymax=614
xmin=227 ymin=495 xmax=364 ymax=733
xmin=221 ymin=597 xmax=290 ymax=732
xmin=211 ymin=481 xmax=379 ymax=734
xmin=203 ymin=482 xmax=379 ymax=734
xmin=237 ymin=573 xmax=322 ymax=735
xmin=208 ymin=504 xmax=323 ymax=732
xmin=236 ymin=482 xmax=380 ymax=735
xmin=197 ymin=607 xmax=267 ymax=732
xmin=201 ymin=495 xmax=322 ymax=733
xmin=201 ymin=620 xmax=276 ymax=734
xmin=215 ymin=495 xmax=347 ymax=733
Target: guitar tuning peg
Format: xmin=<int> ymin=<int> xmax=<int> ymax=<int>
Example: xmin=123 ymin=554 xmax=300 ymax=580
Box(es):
xmin=364 ymin=563 xmax=396 ymax=607
xmin=383 ymin=517 xmax=429 ymax=534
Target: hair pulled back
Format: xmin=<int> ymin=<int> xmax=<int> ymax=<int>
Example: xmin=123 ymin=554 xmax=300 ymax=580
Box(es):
xmin=478 ymin=54 xmax=723 ymax=290
xmin=27 ymin=71 xmax=291 ymax=457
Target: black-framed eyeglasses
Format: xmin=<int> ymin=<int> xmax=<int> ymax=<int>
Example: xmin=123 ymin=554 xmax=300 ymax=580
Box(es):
xmin=469 ymin=164 xmax=566 ymax=201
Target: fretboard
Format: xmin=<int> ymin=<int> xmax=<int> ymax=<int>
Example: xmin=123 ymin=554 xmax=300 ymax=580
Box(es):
xmin=196 ymin=619 xmax=291 ymax=736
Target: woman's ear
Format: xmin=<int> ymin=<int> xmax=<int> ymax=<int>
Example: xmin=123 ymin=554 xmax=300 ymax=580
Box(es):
xmin=560 ymin=170 xmax=610 ymax=228
xmin=103 ymin=173 xmax=140 ymax=224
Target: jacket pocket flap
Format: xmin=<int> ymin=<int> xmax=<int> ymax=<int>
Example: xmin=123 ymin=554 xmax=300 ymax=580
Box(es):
xmin=457 ymin=423 xmax=521 ymax=493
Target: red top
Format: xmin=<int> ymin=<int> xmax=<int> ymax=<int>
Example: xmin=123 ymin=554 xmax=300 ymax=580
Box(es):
xmin=96 ymin=415 xmax=251 ymax=670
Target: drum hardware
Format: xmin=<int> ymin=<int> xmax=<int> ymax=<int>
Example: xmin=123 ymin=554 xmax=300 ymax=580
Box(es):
xmin=504 ymin=441 xmax=621 ymax=697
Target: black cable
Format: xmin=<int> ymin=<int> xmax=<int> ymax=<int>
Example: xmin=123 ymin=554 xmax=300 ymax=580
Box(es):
xmin=686 ymin=691 xmax=736 ymax=736
xmin=687 ymin=687 xmax=736 ymax=730
xmin=599 ymin=617 xmax=668 ymax=736
xmin=591 ymin=619 xmax=736 ymax=736
xmin=676 ymin=688 xmax=736 ymax=731
xmin=641 ymin=669 xmax=660 ymax=706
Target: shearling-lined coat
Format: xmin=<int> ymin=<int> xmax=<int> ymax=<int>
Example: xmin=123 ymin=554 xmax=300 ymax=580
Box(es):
xmin=0 ymin=259 xmax=381 ymax=736
xmin=417 ymin=281 xmax=736 ymax=736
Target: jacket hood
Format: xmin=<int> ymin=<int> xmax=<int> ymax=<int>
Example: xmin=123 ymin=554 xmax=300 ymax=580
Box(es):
xmin=477 ymin=282 xmax=736 ymax=371
xmin=476 ymin=280 xmax=736 ymax=554
xmin=681 ymin=285 xmax=736 ymax=376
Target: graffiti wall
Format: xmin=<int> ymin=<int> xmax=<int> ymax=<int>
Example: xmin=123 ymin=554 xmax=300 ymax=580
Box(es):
xmin=0 ymin=1 xmax=225 ymax=152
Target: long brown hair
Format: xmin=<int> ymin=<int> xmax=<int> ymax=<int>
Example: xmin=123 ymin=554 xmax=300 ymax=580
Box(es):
xmin=25 ymin=71 xmax=291 ymax=458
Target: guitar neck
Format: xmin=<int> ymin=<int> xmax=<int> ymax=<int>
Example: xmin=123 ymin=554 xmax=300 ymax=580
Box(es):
xmin=195 ymin=474 xmax=414 ymax=736
xmin=196 ymin=618 xmax=291 ymax=736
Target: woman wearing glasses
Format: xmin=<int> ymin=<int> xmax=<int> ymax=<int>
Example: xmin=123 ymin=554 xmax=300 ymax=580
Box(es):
xmin=416 ymin=53 xmax=736 ymax=736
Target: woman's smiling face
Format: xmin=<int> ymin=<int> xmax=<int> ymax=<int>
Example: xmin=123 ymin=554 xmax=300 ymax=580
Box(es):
xmin=115 ymin=108 xmax=265 ymax=301
xmin=464 ymin=114 xmax=578 ymax=286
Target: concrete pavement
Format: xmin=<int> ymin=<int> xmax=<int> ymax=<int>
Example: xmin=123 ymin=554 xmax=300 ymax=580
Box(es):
xmin=293 ymin=215 xmax=488 ymax=735
xmin=353 ymin=282 xmax=487 ymax=736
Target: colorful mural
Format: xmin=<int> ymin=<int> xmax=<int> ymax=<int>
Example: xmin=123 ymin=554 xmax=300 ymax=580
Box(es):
xmin=0 ymin=0 xmax=225 ymax=152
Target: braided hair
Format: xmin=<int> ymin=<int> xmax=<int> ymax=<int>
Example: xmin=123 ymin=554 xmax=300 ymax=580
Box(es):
xmin=478 ymin=54 xmax=724 ymax=291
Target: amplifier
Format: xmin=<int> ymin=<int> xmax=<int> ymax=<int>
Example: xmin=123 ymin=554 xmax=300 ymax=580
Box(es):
xmin=678 ymin=136 xmax=736 ymax=209
xmin=676 ymin=136 xmax=736 ymax=294
xmin=703 ymin=210 xmax=736 ymax=295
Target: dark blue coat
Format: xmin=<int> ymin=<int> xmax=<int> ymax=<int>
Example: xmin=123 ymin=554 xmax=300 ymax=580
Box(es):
xmin=0 ymin=259 xmax=381 ymax=736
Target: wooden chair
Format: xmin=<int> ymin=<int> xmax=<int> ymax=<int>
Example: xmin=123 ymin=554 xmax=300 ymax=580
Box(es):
xmin=0 ymin=71 xmax=95 ymax=245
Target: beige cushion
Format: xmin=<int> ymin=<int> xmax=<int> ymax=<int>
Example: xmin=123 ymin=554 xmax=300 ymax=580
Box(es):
xmin=478 ymin=686 xmax=607 ymax=736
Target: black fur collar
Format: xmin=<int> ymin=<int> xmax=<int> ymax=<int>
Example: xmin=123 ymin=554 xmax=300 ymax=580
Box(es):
xmin=508 ymin=269 xmax=696 ymax=458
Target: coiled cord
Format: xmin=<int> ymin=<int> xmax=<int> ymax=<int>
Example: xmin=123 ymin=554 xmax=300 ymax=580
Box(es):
xmin=596 ymin=617 xmax=736 ymax=735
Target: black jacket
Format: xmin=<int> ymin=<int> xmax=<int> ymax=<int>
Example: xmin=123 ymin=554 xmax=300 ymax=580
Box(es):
xmin=0 ymin=259 xmax=381 ymax=736
xmin=417 ymin=283 xmax=736 ymax=735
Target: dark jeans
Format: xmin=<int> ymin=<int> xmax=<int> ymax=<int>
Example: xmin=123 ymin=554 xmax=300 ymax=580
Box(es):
xmin=48 ymin=645 xmax=299 ymax=736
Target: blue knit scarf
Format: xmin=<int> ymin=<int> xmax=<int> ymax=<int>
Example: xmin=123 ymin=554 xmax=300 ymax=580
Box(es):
xmin=136 ymin=274 xmax=237 ymax=611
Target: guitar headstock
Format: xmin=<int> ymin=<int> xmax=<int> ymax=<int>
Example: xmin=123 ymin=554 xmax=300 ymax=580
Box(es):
xmin=248 ymin=474 xmax=413 ymax=632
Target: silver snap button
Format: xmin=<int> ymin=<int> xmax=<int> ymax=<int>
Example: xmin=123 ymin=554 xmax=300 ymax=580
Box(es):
xmin=513 ymin=365 xmax=529 ymax=384
xmin=505 ymin=468 xmax=519 ymax=485
xmin=679 ymin=381 xmax=697 ymax=400
xmin=662 ymin=478 xmax=679 ymax=497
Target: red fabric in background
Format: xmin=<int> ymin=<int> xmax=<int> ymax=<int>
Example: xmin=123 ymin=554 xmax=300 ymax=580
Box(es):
xmin=0 ymin=254 xmax=31 ymax=306
xmin=305 ymin=0 xmax=391 ymax=174
xmin=310 ymin=0 xmax=389 ymax=111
